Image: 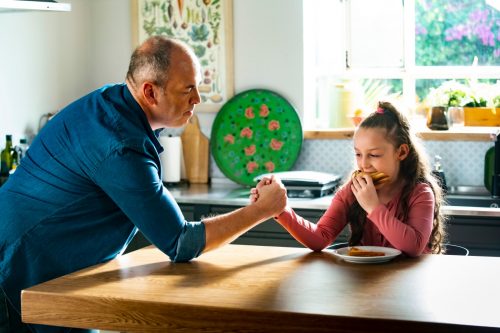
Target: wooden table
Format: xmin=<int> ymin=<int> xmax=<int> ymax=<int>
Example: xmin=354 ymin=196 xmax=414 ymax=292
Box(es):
xmin=22 ymin=244 xmax=500 ymax=333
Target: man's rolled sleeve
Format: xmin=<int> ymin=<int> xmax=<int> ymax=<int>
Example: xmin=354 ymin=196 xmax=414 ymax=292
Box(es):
xmin=172 ymin=221 xmax=206 ymax=262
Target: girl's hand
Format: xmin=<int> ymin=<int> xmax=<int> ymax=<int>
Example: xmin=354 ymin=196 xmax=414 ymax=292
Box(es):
xmin=350 ymin=173 xmax=380 ymax=214
xmin=249 ymin=187 xmax=258 ymax=203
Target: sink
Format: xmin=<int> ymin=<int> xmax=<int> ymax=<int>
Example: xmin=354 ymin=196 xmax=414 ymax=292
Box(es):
xmin=445 ymin=186 xmax=500 ymax=208
xmin=445 ymin=195 xmax=500 ymax=208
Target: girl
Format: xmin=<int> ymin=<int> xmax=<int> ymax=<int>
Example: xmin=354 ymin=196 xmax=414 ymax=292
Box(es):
xmin=252 ymin=101 xmax=446 ymax=256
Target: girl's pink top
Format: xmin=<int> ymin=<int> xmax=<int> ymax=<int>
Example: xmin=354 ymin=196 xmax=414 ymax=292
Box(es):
xmin=275 ymin=182 xmax=435 ymax=257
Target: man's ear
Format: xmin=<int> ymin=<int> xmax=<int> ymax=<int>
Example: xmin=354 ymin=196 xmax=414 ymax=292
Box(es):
xmin=398 ymin=143 xmax=410 ymax=161
xmin=142 ymin=82 xmax=158 ymax=106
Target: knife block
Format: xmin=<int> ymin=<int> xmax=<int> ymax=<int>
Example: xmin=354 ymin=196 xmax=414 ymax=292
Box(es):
xmin=181 ymin=115 xmax=209 ymax=184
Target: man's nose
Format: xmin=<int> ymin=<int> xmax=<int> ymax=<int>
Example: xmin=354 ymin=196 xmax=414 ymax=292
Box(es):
xmin=191 ymin=88 xmax=201 ymax=105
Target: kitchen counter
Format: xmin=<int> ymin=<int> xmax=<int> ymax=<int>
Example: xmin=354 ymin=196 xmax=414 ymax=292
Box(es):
xmin=22 ymin=244 xmax=500 ymax=332
xmin=114 ymin=182 xmax=499 ymax=257
xmin=169 ymin=183 xmax=500 ymax=218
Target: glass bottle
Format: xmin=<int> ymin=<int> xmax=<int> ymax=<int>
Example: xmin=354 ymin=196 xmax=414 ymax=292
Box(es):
xmin=484 ymin=146 xmax=494 ymax=193
xmin=1 ymin=135 xmax=13 ymax=177
xmin=16 ymin=138 xmax=29 ymax=162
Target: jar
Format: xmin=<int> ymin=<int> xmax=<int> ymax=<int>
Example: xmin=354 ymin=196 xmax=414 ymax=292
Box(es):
xmin=426 ymin=106 xmax=449 ymax=130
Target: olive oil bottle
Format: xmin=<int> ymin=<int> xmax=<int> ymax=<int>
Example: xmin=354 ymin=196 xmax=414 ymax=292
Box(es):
xmin=1 ymin=134 xmax=13 ymax=178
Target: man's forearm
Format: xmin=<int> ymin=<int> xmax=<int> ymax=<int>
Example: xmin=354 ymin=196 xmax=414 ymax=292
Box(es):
xmin=202 ymin=204 xmax=270 ymax=253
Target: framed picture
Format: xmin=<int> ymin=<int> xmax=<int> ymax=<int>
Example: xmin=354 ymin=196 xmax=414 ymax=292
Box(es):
xmin=131 ymin=0 xmax=234 ymax=112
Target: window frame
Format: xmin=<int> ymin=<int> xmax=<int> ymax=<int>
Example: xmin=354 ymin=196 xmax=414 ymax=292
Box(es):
xmin=303 ymin=0 xmax=500 ymax=129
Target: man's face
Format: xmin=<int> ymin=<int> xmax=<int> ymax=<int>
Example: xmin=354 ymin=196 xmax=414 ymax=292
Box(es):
xmin=154 ymin=48 xmax=202 ymax=128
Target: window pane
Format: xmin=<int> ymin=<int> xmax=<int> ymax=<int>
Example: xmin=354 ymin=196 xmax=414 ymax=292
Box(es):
xmin=348 ymin=0 xmax=404 ymax=68
xmin=314 ymin=78 xmax=402 ymax=129
xmin=304 ymin=0 xmax=344 ymax=72
xmin=417 ymin=78 xmax=498 ymax=105
xmin=415 ymin=0 xmax=500 ymax=66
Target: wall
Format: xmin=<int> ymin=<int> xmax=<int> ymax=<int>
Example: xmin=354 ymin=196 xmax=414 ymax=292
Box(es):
xmin=0 ymin=0 xmax=131 ymax=147
xmin=0 ymin=0 xmax=490 ymax=188
xmin=0 ymin=0 xmax=304 ymax=141
xmin=233 ymin=0 xmax=303 ymax=113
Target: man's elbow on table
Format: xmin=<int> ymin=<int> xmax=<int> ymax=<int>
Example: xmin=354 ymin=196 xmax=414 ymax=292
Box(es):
xmin=169 ymin=221 xmax=206 ymax=263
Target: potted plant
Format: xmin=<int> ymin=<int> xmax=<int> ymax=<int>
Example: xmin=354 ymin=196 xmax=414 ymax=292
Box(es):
xmin=424 ymin=80 xmax=466 ymax=128
xmin=425 ymin=80 xmax=500 ymax=127
xmin=462 ymin=82 xmax=499 ymax=126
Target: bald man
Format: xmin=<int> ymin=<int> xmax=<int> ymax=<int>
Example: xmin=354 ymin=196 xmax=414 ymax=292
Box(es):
xmin=0 ymin=36 xmax=286 ymax=333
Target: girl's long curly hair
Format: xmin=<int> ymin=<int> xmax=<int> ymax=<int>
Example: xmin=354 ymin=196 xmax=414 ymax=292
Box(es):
xmin=347 ymin=101 xmax=447 ymax=253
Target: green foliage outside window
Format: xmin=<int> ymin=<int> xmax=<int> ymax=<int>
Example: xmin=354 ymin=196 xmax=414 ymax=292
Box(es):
xmin=415 ymin=0 xmax=499 ymax=101
xmin=415 ymin=0 xmax=499 ymax=66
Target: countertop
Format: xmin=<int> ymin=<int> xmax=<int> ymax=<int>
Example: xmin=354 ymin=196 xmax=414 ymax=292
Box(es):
xmin=168 ymin=183 xmax=500 ymax=218
xmin=22 ymin=244 xmax=500 ymax=332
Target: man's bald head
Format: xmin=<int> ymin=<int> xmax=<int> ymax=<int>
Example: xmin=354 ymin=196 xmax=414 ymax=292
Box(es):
xmin=126 ymin=36 xmax=198 ymax=90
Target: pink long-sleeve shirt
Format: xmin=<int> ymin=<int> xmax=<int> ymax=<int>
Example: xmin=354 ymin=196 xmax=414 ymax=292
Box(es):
xmin=275 ymin=182 xmax=435 ymax=257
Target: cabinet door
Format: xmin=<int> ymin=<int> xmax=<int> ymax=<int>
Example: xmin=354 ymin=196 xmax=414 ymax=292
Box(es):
xmin=447 ymin=215 xmax=500 ymax=257
xmin=210 ymin=205 xmax=349 ymax=248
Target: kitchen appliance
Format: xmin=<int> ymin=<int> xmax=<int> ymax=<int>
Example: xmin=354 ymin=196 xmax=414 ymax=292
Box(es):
xmin=254 ymin=171 xmax=341 ymax=198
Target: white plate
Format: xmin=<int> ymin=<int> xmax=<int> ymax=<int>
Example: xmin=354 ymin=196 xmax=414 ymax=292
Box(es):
xmin=332 ymin=246 xmax=402 ymax=264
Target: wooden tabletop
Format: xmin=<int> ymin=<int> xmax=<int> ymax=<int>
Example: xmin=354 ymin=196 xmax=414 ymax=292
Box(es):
xmin=22 ymin=244 xmax=500 ymax=333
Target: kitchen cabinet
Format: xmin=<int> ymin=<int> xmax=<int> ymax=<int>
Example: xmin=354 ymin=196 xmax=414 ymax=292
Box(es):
xmin=125 ymin=201 xmax=500 ymax=257
xmin=211 ymin=205 xmax=349 ymax=248
xmin=446 ymin=215 xmax=500 ymax=257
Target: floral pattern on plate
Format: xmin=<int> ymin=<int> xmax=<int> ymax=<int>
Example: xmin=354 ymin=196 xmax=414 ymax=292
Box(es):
xmin=211 ymin=89 xmax=303 ymax=186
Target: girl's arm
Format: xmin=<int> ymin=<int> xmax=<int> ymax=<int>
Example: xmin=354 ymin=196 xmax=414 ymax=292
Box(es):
xmin=275 ymin=185 xmax=352 ymax=251
xmin=368 ymin=183 xmax=435 ymax=257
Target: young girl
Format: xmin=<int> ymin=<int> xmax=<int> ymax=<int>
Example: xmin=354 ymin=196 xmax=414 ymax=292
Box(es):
xmin=252 ymin=101 xmax=446 ymax=256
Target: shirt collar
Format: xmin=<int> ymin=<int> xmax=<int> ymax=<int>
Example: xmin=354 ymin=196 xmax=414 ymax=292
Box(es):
xmin=123 ymin=84 xmax=163 ymax=154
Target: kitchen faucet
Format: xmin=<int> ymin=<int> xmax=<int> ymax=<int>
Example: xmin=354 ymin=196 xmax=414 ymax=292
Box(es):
xmin=493 ymin=132 xmax=500 ymax=198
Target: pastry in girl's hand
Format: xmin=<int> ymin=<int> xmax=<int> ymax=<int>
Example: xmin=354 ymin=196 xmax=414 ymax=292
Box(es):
xmin=352 ymin=170 xmax=390 ymax=189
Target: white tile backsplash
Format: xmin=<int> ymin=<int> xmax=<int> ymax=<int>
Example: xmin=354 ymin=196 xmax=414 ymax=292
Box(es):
xmin=210 ymin=139 xmax=494 ymax=188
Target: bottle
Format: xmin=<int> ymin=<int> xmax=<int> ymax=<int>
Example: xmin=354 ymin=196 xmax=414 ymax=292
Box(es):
xmin=431 ymin=155 xmax=448 ymax=194
xmin=1 ymin=135 xmax=13 ymax=178
xmin=329 ymin=80 xmax=355 ymax=128
xmin=10 ymin=147 xmax=18 ymax=172
xmin=484 ymin=146 xmax=494 ymax=193
xmin=16 ymin=138 xmax=29 ymax=162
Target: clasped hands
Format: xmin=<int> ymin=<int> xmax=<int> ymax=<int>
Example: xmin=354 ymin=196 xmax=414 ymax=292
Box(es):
xmin=249 ymin=175 xmax=287 ymax=218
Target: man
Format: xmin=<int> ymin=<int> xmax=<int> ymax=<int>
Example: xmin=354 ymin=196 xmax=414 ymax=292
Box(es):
xmin=0 ymin=36 xmax=287 ymax=333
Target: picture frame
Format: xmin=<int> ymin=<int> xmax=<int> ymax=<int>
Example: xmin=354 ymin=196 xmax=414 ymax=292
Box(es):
xmin=131 ymin=0 xmax=234 ymax=112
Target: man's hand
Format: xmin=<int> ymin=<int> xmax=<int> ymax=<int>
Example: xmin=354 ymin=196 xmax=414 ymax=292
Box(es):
xmin=249 ymin=176 xmax=273 ymax=203
xmin=203 ymin=175 xmax=287 ymax=253
xmin=251 ymin=175 xmax=287 ymax=218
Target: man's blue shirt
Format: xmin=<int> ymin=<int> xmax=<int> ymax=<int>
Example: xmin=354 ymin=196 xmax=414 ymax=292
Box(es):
xmin=0 ymin=84 xmax=205 ymax=316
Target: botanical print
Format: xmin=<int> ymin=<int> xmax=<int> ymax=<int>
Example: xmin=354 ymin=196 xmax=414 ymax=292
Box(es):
xmin=137 ymin=0 xmax=232 ymax=111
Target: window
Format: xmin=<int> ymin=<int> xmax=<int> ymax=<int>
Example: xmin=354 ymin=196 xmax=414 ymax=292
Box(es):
xmin=303 ymin=0 xmax=500 ymax=129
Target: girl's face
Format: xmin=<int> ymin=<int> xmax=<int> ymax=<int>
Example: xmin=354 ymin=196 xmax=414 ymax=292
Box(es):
xmin=353 ymin=127 xmax=408 ymax=184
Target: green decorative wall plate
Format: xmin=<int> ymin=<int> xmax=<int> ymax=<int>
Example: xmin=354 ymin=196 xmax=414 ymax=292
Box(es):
xmin=211 ymin=89 xmax=303 ymax=186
